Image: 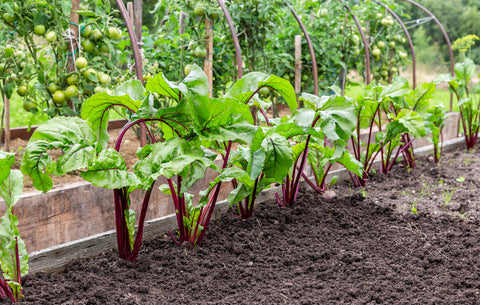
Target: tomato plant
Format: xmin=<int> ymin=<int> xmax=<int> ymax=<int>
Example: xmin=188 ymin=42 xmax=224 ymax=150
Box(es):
xmin=0 ymin=0 xmax=129 ymax=122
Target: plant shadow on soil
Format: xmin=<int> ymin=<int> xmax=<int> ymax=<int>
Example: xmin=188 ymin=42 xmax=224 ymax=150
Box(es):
xmin=5 ymin=148 xmax=480 ymax=304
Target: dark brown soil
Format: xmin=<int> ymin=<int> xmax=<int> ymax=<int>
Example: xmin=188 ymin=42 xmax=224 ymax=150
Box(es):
xmin=7 ymin=148 xmax=480 ymax=304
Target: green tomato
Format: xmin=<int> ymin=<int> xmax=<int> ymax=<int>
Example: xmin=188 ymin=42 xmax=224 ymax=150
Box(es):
xmin=194 ymin=46 xmax=207 ymax=58
xmin=377 ymin=41 xmax=386 ymax=49
xmin=45 ymin=31 xmax=57 ymax=43
xmin=184 ymin=64 xmax=194 ymax=76
xmin=98 ymin=72 xmax=110 ymax=84
xmin=389 ymin=41 xmax=396 ymax=48
xmin=372 ymin=48 xmax=381 ymax=57
xmin=94 ymin=86 xmax=105 ymax=93
xmin=390 ymin=67 xmax=398 ymax=74
xmin=376 ymin=13 xmax=383 ymax=20
xmin=75 ymin=57 xmax=88 ymax=69
xmin=90 ymin=28 xmax=103 ymax=41
xmin=351 ymin=34 xmax=360 ymax=46
xmin=107 ymin=27 xmax=122 ymax=40
xmin=16 ymin=85 xmax=28 ymax=97
xmin=398 ymin=51 xmax=408 ymax=59
xmin=53 ymin=90 xmax=66 ymax=105
xmin=259 ymin=87 xmax=270 ymax=97
xmin=48 ymin=83 xmax=59 ymax=94
xmin=3 ymin=13 xmax=16 ymax=24
xmin=381 ymin=18 xmax=389 ymax=26
xmin=81 ymin=25 xmax=92 ymax=38
xmin=23 ymin=100 xmax=36 ymax=112
xmin=67 ymin=73 xmax=79 ymax=85
xmin=81 ymin=39 xmax=95 ymax=53
xmin=193 ymin=6 xmax=206 ymax=16
xmin=318 ymin=8 xmax=328 ymax=17
xmin=83 ymin=68 xmax=97 ymax=80
xmin=65 ymin=85 xmax=78 ymax=99
xmin=11 ymin=73 xmax=18 ymax=82
xmin=0 ymin=63 xmax=5 ymax=73
xmin=34 ymin=24 xmax=46 ymax=35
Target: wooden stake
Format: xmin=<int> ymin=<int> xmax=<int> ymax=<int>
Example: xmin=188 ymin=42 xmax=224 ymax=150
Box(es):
xmin=294 ymin=35 xmax=302 ymax=96
xmin=204 ymin=19 xmax=214 ymax=97
xmin=68 ymin=0 xmax=80 ymax=73
xmin=4 ymin=95 xmax=10 ymax=151
xmin=179 ymin=12 xmax=187 ymax=35
xmin=133 ymin=0 xmax=142 ymax=42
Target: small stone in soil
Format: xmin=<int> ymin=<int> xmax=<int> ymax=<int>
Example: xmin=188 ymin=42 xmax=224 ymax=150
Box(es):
xmin=322 ymin=190 xmax=337 ymax=201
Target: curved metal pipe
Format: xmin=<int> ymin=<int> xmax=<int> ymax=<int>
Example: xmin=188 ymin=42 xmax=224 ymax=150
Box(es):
xmin=286 ymin=3 xmax=319 ymax=95
xmin=343 ymin=4 xmax=371 ymax=86
xmin=373 ymin=0 xmax=417 ymax=88
xmin=114 ymin=0 xmax=144 ymax=85
xmin=216 ymin=0 xmax=243 ymax=79
xmin=398 ymin=0 xmax=455 ymax=109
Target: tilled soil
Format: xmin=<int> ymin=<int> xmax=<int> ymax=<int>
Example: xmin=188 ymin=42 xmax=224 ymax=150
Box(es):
xmin=7 ymin=149 xmax=480 ymax=304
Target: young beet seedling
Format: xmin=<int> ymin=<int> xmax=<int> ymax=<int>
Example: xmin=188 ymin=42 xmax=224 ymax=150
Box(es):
xmin=0 ymin=151 xmax=29 ymax=302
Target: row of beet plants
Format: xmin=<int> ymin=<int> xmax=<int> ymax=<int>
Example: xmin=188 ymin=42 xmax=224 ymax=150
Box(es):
xmin=5 ymin=66 xmax=449 ymax=301
xmin=20 ymin=65 xmax=361 ymax=259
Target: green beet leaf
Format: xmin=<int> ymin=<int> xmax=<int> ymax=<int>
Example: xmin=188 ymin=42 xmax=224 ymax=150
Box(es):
xmin=0 ymin=169 xmax=29 ymax=285
xmin=133 ymin=138 xmax=214 ymax=193
xmin=81 ymin=91 xmax=143 ymax=149
xmin=21 ymin=117 xmax=97 ymax=193
xmin=0 ymin=170 xmax=23 ymax=209
xmin=261 ymin=133 xmax=293 ymax=181
xmin=0 ymin=151 xmax=14 ymax=184
xmin=226 ymin=72 xmax=297 ymax=114
xmin=145 ymin=72 xmax=186 ymax=103
xmin=81 ymin=149 xmax=139 ymax=189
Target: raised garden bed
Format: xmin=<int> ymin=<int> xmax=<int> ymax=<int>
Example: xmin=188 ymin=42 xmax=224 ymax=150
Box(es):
xmin=7 ymin=140 xmax=480 ymax=304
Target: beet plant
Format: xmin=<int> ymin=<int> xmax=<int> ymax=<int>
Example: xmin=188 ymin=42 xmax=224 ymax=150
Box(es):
xmin=0 ymin=151 xmax=28 ymax=302
xmin=349 ymin=81 xmax=425 ymax=187
xmin=200 ymin=72 xmax=301 ymax=219
xmin=425 ymin=104 xmax=448 ymax=163
xmin=382 ymin=78 xmax=445 ymax=169
xmin=292 ymin=91 xmax=362 ymax=197
xmin=436 ymin=58 xmax=480 ymax=150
